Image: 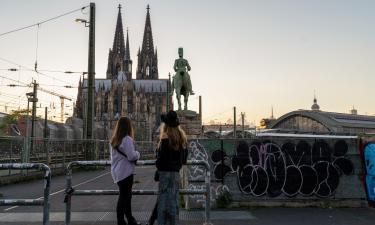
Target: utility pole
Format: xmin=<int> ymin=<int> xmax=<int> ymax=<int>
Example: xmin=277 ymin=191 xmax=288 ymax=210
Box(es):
xmin=233 ymin=106 xmax=237 ymax=138
xmin=167 ymin=72 xmax=172 ymax=111
xmin=199 ymin=95 xmax=202 ymax=122
xmin=23 ymin=95 xmax=31 ymax=165
xmin=29 ymin=80 xmax=38 ymax=160
xmin=86 ymin=3 xmax=96 ymax=159
xmin=44 ymin=107 xmax=49 ymax=164
xmin=241 ymin=112 xmax=245 ymax=138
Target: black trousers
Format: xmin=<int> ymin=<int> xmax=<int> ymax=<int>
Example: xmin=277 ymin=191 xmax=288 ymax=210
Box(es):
xmin=117 ymin=175 xmax=136 ymax=225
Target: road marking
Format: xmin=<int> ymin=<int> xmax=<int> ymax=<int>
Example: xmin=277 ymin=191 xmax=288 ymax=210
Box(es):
xmin=3 ymin=171 xmax=111 ymax=212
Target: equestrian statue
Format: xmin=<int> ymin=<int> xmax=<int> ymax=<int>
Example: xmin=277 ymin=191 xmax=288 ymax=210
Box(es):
xmin=170 ymin=47 xmax=194 ymax=110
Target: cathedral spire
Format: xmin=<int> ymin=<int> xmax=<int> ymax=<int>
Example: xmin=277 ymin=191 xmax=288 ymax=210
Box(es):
xmin=113 ymin=4 xmax=126 ymax=55
xmin=107 ymin=4 xmax=131 ymax=80
xmin=136 ymin=5 xmax=158 ymax=79
xmin=141 ymin=4 xmax=154 ymax=53
xmin=125 ymin=28 xmax=130 ymax=60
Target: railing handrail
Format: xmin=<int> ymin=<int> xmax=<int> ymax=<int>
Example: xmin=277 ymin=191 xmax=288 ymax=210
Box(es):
xmin=65 ymin=159 xmax=211 ymax=225
xmin=66 ymin=159 xmax=209 ymax=171
xmin=0 ymin=163 xmax=51 ymax=225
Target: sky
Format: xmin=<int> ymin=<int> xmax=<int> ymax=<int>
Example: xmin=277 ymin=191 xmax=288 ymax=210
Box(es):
xmin=0 ymin=0 xmax=374 ymax=124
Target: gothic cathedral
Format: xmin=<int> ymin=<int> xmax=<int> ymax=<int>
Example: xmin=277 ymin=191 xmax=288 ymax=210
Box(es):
xmin=74 ymin=5 xmax=170 ymax=140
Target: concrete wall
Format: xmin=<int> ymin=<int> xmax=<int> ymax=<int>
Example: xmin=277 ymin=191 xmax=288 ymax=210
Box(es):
xmin=186 ymin=136 xmax=369 ymax=208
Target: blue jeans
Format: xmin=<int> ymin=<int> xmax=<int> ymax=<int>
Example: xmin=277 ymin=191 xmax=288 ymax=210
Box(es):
xmin=157 ymin=171 xmax=180 ymax=225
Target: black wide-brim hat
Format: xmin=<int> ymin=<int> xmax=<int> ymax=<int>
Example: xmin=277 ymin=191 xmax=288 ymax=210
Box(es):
xmin=161 ymin=110 xmax=180 ymax=127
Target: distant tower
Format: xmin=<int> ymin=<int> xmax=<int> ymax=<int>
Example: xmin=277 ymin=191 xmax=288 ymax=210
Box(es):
xmin=311 ymin=94 xmax=320 ymax=111
xmin=136 ymin=5 xmax=158 ymax=79
xmin=106 ymin=4 xmax=132 ymax=81
xmin=350 ymin=106 xmax=358 ymax=115
xmin=271 ymin=105 xmax=274 ymax=119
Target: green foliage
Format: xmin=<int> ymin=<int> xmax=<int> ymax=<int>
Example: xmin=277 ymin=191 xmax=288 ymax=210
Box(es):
xmin=0 ymin=109 xmax=29 ymax=135
xmin=4 ymin=109 xmax=29 ymax=124
xmin=216 ymin=189 xmax=233 ymax=208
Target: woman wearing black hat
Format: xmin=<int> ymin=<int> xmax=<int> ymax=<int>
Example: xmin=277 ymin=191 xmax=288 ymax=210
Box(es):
xmin=153 ymin=110 xmax=188 ymax=225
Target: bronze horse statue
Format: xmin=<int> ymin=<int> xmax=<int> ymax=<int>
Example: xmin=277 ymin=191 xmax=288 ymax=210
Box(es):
xmin=170 ymin=48 xmax=194 ymax=110
xmin=171 ymin=70 xmax=191 ymax=110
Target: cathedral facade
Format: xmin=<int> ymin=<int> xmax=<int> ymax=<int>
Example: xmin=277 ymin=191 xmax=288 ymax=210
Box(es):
xmin=74 ymin=5 xmax=171 ymax=140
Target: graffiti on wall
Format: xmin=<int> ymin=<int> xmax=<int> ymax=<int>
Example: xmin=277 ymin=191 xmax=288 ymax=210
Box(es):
xmin=187 ymin=140 xmax=229 ymax=206
xmin=211 ymin=139 xmax=354 ymax=198
xmin=364 ymin=144 xmax=375 ymax=203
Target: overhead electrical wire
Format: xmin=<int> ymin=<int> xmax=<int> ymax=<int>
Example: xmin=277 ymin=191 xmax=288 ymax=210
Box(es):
xmin=0 ymin=56 xmax=75 ymax=86
xmin=0 ymin=6 xmax=89 ymax=37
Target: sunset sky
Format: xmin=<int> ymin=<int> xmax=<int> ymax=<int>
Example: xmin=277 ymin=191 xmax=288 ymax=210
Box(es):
xmin=0 ymin=0 xmax=374 ymax=124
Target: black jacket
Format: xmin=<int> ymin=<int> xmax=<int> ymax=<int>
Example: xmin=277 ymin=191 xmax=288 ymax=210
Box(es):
xmin=156 ymin=138 xmax=188 ymax=172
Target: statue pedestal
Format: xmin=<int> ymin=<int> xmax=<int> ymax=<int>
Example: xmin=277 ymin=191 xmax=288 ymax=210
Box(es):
xmin=177 ymin=110 xmax=203 ymax=209
xmin=176 ymin=110 xmax=202 ymax=138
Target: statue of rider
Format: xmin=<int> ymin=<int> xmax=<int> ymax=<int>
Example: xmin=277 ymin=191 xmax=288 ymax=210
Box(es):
xmin=173 ymin=47 xmax=194 ymax=95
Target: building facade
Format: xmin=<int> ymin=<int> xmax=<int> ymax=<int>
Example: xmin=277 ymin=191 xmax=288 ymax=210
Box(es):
xmin=269 ymin=97 xmax=375 ymax=135
xmin=74 ymin=5 xmax=171 ymax=140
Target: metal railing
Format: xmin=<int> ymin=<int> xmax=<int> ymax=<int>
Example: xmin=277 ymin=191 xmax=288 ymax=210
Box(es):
xmin=0 ymin=137 xmax=155 ymax=177
xmin=64 ymin=160 xmax=211 ymax=225
xmin=0 ymin=163 xmax=51 ymax=225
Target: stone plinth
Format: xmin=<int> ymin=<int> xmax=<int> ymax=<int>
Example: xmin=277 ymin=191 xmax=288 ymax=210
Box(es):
xmin=177 ymin=110 xmax=202 ymax=209
xmin=176 ymin=110 xmax=202 ymax=138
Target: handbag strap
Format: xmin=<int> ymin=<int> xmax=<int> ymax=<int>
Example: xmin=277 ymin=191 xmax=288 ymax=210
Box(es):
xmin=116 ymin=148 xmax=128 ymax=159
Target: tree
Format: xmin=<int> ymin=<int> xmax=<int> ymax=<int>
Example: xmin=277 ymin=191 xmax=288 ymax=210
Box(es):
xmin=0 ymin=109 xmax=29 ymax=136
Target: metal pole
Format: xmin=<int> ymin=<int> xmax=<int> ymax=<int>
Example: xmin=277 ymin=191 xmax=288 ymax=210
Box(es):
xmin=233 ymin=106 xmax=236 ymax=138
xmin=30 ymin=80 xmax=38 ymax=161
xmin=86 ymin=3 xmax=96 ymax=160
xmin=167 ymin=72 xmax=170 ymax=111
xmin=23 ymin=100 xmax=30 ymax=164
xmin=199 ymin=95 xmax=202 ymax=121
xmin=60 ymin=97 xmax=64 ymax=123
xmin=205 ymin=162 xmax=211 ymax=225
xmin=65 ymin=168 xmax=72 ymax=225
xmin=241 ymin=112 xmax=245 ymax=138
xmin=43 ymin=165 xmax=51 ymax=225
xmin=44 ymin=107 xmax=49 ymax=164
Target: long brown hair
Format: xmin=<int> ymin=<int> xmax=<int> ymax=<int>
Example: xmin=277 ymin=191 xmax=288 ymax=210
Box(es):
xmin=110 ymin=117 xmax=134 ymax=149
xmin=158 ymin=123 xmax=187 ymax=150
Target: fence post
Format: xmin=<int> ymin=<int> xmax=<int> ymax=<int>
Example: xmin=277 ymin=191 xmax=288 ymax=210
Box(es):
xmin=9 ymin=140 xmax=13 ymax=175
xmin=65 ymin=164 xmax=73 ymax=225
xmin=43 ymin=165 xmax=51 ymax=225
xmin=63 ymin=141 xmax=66 ymax=167
xmin=204 ymin=160 xmax=211 ymax=225
xmin=69 ymin=141 xmax=73 ymax=162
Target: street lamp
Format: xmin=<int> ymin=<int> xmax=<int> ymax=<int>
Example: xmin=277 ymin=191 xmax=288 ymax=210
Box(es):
xmin=75 ymin=18 xmax=89 ymax=27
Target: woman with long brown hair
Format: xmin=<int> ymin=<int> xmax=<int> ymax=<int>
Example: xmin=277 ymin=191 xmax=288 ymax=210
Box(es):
xmin=155 ymin=110 xmax=188 ymax=225
xmin=110 ymin=117 xmax=141 ymax=225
